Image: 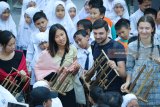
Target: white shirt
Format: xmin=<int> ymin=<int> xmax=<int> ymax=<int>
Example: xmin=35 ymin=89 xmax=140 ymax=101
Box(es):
xmin=130 ymin=9 xmax=144 ymax=36
xmin=52 ymin=98 xmax=63 ymax=107
xmin=77 ymin=46 xmax=94 ymax=75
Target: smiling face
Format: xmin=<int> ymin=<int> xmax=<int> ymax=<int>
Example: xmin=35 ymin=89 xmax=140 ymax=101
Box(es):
xmin=55 ymin=4 xmax=65 ymax=19
xmin=116 ymin=27 xmax=130 ymax=40
xmin=93 ymin=27 xmax=109 ymax=45
xmin=54 ymin=29 xmax=67 ymax=48
xmin=34 ymin=17 xmax=48 ymax=32
xmin=3 ymin=37 xmax=16 ymax=54
xmin=138 ymin=21 xmax=154 ymax=39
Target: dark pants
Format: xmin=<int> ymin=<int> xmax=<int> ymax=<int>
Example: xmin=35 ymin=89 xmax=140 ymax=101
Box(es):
xmin=58 ymin=89 xmax=77 ymax=107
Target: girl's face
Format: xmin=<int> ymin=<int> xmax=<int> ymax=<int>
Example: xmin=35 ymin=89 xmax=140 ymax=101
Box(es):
xmin=156 ymin=11 xmax=160 ymax=23
xmin=55 ymin=29 xmax=67 ymax=47
xmin=24 ymin=13 xmax=32 ymax=24
xmin=1 ymin=8 xmax=10 ymax=21
xmin=3 ymin=37 xmax=16 ymax=54
xmin=55 ymin=4 xmax=65 ymax=19
xmin=114 ymin=3 xmax=124 ymax=17
xmin=27 ymin=1 xmax=36 ymax=8
xmin=90 ymin=8 xmax=103 ymax=23
xmin=138 ymin=22 xmax=154 ymax=39
xmin=34 ymin=17 xmax=48 ymax=32
xmin=69 ymin=7 xmax=76 ymax=19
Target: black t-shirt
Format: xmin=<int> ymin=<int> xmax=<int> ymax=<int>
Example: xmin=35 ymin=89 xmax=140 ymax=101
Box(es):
xmin=0 ymin=51 xmax=23 ymax=73
xmin=92 ymin=39 xmax=126 ymax=92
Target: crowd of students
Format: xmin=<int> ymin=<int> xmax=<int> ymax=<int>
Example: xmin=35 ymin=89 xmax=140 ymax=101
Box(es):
xmin=0 ymin=0 xmax=160 ymax=107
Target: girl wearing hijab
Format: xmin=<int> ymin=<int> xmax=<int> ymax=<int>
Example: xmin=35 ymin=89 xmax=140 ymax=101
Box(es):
xmin=46 ymin=0 xmax=76 ymax=44
xmin=17 ymin=7 xmax=39 ymax=56
xmin=112 ymin=0 xmax=129 ymax=24
xmin=0 ymin=1 xmax=17 ymax=37
xmin=66 ymin=1 xmax=79 ymax=27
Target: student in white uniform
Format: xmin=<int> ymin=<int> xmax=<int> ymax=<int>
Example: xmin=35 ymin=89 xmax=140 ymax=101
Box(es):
xmin=78 ymin=0 xmax=90 ymax=20
xmin=46 ymin=0 xmax=76 ymax=44
xmin=0 ymin=1 xmax=17 ymax=37
xmin=26 ymin=11 xmax=49 ymax=86
xmin=19 ymin=0 xmax=37 ymax=29
xmin=130 ymin=0 xmax=152 ymax=36
xmin=35 ymin=0 xmax=50 ymax=11
xmin=156 ymin=7 xmax=160 ymax=40
xmin=112 ymin=0 xmax=129 ymax=24
xmin=17 ymin=7 xmax=39 ymax=56
xmin=66 ymin=1 xmax=79 ymax=27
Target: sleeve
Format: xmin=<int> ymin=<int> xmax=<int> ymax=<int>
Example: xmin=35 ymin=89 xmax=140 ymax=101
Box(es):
xmin=126 ymin=54 xmax=135 ymax=75
xmin=111 ymin=25 xmax=117 ymax=40
xmin=71 ymin=45 xmax=78 ymax=58
xmin=130 ymin=15 xmax=138 ymax=36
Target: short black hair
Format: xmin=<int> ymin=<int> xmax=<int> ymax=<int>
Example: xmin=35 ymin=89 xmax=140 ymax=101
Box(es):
xmin=77 ymin=19 xmax=92 ymax=32
xmin=0 ymin=30 xmax=15 ymax=47
xmin=138 ymin=0 xmax=151 ymax=4
xmin=33 ymin=10 xmax=48 ymax=23
xmin=92 ymin=19 xmax=109 ymax=32
xmin=73 ymin=29 xmax=88 ymax=39
xmin=144 ymin=8 xmax=157 ymax=18
xmin=88 ymin=0 xmax=103 ymax=8
xmin=115 ymin=18 xmax=130 ymax=31
xmin=91 ymin=5 xmax=106 ymax=15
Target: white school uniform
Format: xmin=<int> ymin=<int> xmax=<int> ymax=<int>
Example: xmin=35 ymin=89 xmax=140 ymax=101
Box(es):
xmin=26 ymin=30 xmax=49 ymax=85
xmin=77 ymin=46 xmax=94 ymax=76
xmin=0 ymin=1 xmax=17 ymax=37
xmin=112 ymin=0 xmax=129 ymax=24
xmin=130 ymin=9 xmax=144 ymax=36
xmin=46 ymin=1 xmax=76 ymax=44
xmin=17 ymin=7 xmax=39 ymax=50
xmin=66 ymin=1 xmax=80 ymax=27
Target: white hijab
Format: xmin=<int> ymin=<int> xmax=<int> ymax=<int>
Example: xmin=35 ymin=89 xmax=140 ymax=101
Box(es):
xmin=17 ymin=7 xmax=39 ymax=47
xmin=78 ymin=0 xmax=90 ymax=20
xmin=0 ymin=1 xmax=17 ymax=37
xmin=103 ymin=0 xmax=115 ymax=19
xmin=47 ymin=1 xmax=76 ymax=43
xmin=35 ymin=0 xmax=50 ymax=11
xmin=66 ymin=1 xmax=79 ymax=27
xmin=112 ymin=0 xmax=129 ymax=24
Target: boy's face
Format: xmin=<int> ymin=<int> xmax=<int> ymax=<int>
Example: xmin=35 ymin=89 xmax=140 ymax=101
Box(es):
xmin=56 ymin=4 xmax=65 ymax=19
xmin=116 ymin=27 xmax=130 ymax=40
xmin=90 ymin=8 xmax=103 ymax=23
xmin=69 ymin=7 xmax=76 ymax=19
xmin=139 ymin=0 xmax=151 ymax=12
xmin=74 ymin=34 xmax=89 ymax=49
xmin=1 ymin=8 xmax=10 ymax=21
xmin=34 ymin=17 xmax=48 ymax=32
xmin=24 ymin=13 xmax=32 ymax=24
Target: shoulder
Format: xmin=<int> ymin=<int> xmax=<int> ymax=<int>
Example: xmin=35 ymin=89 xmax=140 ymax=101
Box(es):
xmin=128 ymin=40 xmax=138 ymax=50
xmin=15 ymin=50 xmax=23 ymax=57
xmin=111 ymin=40 xmax=124 ymax=49
xmin=69 ymin=45 xmax=77 ymax=54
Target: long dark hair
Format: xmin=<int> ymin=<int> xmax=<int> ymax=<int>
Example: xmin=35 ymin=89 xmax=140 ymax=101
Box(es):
xmin=0 ymin=30 xmax=15 ymax=48
xmin=136 ymin=15 xmax=155 ymax=59
xmin=48 ymin=24 xmax=70 ymax=65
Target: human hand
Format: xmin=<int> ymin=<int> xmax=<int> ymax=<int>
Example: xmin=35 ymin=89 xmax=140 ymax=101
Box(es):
xmin=121 ymin=81 xmax=130 ymax=93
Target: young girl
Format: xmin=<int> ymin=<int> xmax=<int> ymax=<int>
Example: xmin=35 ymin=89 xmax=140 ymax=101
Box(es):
xmin=66 ymin=2 xmax=79 ymax=27
xmin=0 ymin=1 xmax=17 ymax=37
xmin=17 ymin=7 xmax=39 ymax=56
xmin=47 ymin=0 xmax=76 ymax=44
xmin=26 ymin=11 xmax=49 ymax=86
xmin=78 ymin=0 xmax=90 ymax=20
xmin=34 ymin=24 xmax=79 ymax=107
xmin=112 ymin=0 xmax=129 ymax=24
xmin=126 ymin=16 xmax=160 ymax=106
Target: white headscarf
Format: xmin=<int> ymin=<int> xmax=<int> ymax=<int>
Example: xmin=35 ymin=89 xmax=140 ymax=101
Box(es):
xmin=35 ymin=0 xmax=50 ymax=11
xmin=19 ymin=0 xmax=37 ymax=30
xmin=66 ymin=1 xmax=79 ymax=27
xmin=17 ymin=7 xmax=39 ymax=48
xmin=112 ymin=0 xmax=129 ymax=24
xmin=0 ymin=1 xmax=17 ymax=37
xmin=121 ymin=93 xmax=137 ymax=107
xmin=46 ymin=0 xmax=76 ymax=43
xmin=78 ymin=0 xmax=90 ymax=20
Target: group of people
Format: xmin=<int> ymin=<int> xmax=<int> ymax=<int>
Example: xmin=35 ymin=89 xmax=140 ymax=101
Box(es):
xmin=0 ymin=0 xmax=160 ymax=107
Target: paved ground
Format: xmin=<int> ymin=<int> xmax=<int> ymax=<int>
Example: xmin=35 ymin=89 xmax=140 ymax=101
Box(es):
xmin=10 ymin=0 xmax=85 ymax=27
